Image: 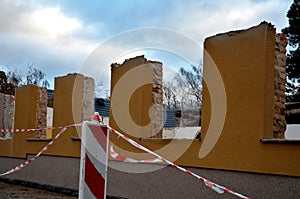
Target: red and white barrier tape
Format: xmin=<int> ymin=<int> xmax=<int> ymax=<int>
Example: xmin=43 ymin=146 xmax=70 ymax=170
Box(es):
xmin=110 ymin=145 xmax=162 ymax=163
xmin=0 ymin=126 xmax=72 ymax=133
xmin=0 ymin=111 xmax=250 ymax=198
xmin=91 ymin=114 xmax=250 ymax=199
xmin=0 ymin=123 xmax=82 ymax=177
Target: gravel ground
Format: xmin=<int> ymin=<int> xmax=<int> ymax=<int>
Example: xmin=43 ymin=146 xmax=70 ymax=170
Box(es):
xmin=0 ymin=182 xmax=77 ymax=199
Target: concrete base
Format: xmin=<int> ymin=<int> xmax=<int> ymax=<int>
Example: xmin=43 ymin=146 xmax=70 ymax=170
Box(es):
xmin=107 ymin=161 xmax=300 ymax=199
xmin=0 ymin=156 xmax=299 ymax=198
xmin=0 ymin=155 xmax=80 ymax=189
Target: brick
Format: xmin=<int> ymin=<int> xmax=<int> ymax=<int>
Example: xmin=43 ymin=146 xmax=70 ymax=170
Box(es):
xmin=273 ymin=33 xmax=287 ymax=139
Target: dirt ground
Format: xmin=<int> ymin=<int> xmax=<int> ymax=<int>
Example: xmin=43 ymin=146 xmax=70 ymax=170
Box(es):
xmin=0 ymin=181 xmax=77 ymax=199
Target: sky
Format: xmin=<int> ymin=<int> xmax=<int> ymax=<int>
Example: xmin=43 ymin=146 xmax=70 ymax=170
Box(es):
xmin=0 ymin=0 xmax=293 ymax=93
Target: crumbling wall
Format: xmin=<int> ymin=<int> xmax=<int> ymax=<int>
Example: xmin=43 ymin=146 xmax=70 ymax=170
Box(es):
xmin=37 ymin=87 xmax=47 ymax=138
xmin=13 ymin=86 xmax=48 ymax=139
xmin=0 ymin=73 xmax=94 ymax=159
xmin=52 ymin=73 xmax=94 ymax=138
xmin=0 ymin=94 xmax=5 ymax=133
xmin=110 ymin=56 xmax=163 ymax=139
xmin=148 ymin=61 xmax=163 ymax=138
xmin=0 ymin=93 xmax=14 ymax=138
xmin=8 ymin=95 xmax=14 ymax=132
xmin=82 ymin=76 xmax=95 ymax=122
xmin=273 ymin=33 xmax=287 ymax=139
xmin=14 ymin=85 xmax=40 ymax=138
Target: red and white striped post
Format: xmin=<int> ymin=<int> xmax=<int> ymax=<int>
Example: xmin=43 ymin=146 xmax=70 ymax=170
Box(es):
xmin=79 ymin=121 xmax=109 ymax=199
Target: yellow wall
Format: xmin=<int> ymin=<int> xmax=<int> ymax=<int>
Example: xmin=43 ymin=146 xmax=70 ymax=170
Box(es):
xmin=53 ymin=73 xmax=84 ymax=138
xmin=0 ymin=23 xmax=299 ymax=177
xmin=109 ymin=56 xmax=153 ymax=139
xmin=0 ymin=75 xmax=84 ymax=158
xmin=109 ymin=23 xmax=300 ymax=177
xmin=14 ymin=85 xmax=39 ymax=136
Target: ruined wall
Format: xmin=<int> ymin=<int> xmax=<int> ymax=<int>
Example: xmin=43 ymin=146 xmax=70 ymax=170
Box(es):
xmin=37 ymin=87 xmax=47 ymax=138
xmin=148 ymin=61 xmax=163 ymax=138
xmin=53 ymin=73 xmax=82 ymax=138
xmin=8 ymin=95 xmax=14 ymax=132
xmin=82 ymin=76 xmax=95 ymax=122
xmin=0 ymin=94 xmax=4 ymax=133
xmin=110 ymin=22 xmax=300 ymax=177
xmin=0 ymin=24 xmax=300 ymax=199
xmin=13 ymin=85 xmax=48 ymax=138
xmin=109 ymin=56 xmax=163 ymax=139
xmin=0 ymin=73 xmax=94 ymax=158
xmin=14 ymin=85 xmax=40 ymax=138
xmin=53 ymin=73 xmax=94 ymax=138
xmin=273 ymin=33 xmax=287 ymax=139
xmin=0 ymin=94 xmax=14 ymax=138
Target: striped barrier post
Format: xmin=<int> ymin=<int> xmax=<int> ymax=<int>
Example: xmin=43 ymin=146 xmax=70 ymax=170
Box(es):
xmin=79 ymin=121 xmax=109 ymax=199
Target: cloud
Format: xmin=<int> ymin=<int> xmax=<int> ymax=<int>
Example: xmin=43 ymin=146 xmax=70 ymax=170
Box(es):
xmin=0 ymin=0 xmax=294 ymax=91
xmin=0 ymin=0 xmax=97 ymax=87
xmin=0 ymin=1 xmax=80 ymax=39
xmin=162 ymin=0 xmax=292 ymax=41
xmin=30 ymin=7 xmax=82 ymax=40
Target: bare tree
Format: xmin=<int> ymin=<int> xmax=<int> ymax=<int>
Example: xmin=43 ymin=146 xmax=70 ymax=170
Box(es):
xmin=7 ymin=68 xmax=24 ymax=87
xmin=6 ymin=64 xmax=50 ymax=88
xmin=163 ymin=81 xmax=179 ymax=109
xmin=163 ymin=64 xmax=202 ymax=110
xmin=176 ymin=64 xmax=202 ymax=105
xmin=0 ymin=71 xmax=15 ymax=95
xmin=26 ymin=64 xmax=50 ymax=88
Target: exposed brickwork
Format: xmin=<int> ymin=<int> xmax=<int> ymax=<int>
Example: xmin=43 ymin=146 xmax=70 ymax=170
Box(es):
xmin=0 ymin=94 xmax=5 ymax=136
xmin=3 ymin=95 xmax=13 ymax=133
xmin=37 ymin=87 xmax=47 ymax=138
xmin=82 ymin=76 xmax=95 ymax=122
xmin=273 ymin=33 xmax=287 ymax=139
xmin=4 ymin=95 xmax=11 ymax=130
xmin=0 ymin=93 xmax=15 ymax=138
xmin=53 ymin=73 xmax=94 ymax=138
xmin=8 ymin=95 xmax=15 ymax=131
xmin=148 ymin=61 xmax=163 ymax=138
xmin=110 ymin=56 xmax=163 ymax=139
